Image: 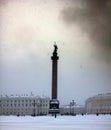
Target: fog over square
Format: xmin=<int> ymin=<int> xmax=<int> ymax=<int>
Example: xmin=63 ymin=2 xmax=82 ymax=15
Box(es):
xmin=0 ymin=0 xmax=111 ymax=105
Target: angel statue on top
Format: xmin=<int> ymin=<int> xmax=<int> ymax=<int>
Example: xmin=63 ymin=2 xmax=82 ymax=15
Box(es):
xmin=53 ymin=43 xmax=58 ymax=54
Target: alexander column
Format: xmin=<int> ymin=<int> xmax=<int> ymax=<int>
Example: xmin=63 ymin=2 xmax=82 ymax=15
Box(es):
xmin=49 ymin=44 xmax=59 ymax=116
xmin=51 ymin=44 xmax=59 ymax=99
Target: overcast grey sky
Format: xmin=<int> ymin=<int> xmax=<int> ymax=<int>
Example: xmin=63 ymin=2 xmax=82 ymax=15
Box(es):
xmin=0 ymin=0 xmax=111 ymax=105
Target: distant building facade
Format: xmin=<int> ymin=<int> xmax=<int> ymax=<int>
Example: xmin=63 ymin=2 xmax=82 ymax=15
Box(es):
xmin=85 ymin=93 xmax=111 ymax=114
xmin=0 ymin=96 xmax=49 ymax=116
xmin=60 ymin=105 xmax=85 ymax=115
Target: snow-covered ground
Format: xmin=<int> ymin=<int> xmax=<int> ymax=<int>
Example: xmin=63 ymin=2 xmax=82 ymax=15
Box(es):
xmin=0 ymin=115 xmax=111 ymax=130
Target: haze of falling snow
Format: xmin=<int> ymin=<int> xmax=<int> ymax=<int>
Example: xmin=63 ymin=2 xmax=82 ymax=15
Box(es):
xmin=0 ymin=0 xmax=111 ymax=105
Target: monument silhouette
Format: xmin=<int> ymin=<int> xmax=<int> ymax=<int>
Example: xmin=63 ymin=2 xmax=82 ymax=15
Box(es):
xmin=49 ymin=44 xmax=59 ymax=116
xmin=51 ymin=44 xmax=59 ymax=99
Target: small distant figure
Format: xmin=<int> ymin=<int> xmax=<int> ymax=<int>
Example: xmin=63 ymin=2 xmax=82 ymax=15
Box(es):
xmin=54 ymin=44 xmax=58 ymax=53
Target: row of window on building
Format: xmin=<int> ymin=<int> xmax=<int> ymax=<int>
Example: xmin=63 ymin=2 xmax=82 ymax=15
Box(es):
xmin=0 ymin=99 xmax=48 ymax=103
xmin=0 ymin=103 xmax=48 ymax=107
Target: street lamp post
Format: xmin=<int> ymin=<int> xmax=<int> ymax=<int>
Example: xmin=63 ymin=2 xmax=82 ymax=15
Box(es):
xmin=33 ymin=99 xmax=35 ymax=116
xmin=37 ymin=100 xmax=40 ymax=116
xmin=32 ymin=99 xmax=37 ymax=116
xmin=70 ymin=102 xmax=72 ymax=115
xmin=72 ymin=100 xmax=74 ymax=115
